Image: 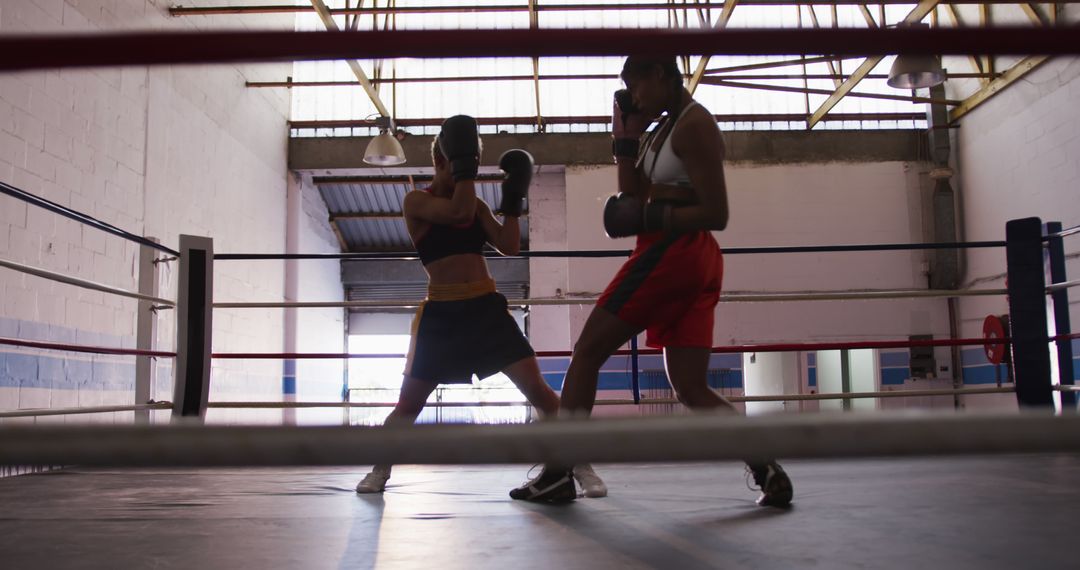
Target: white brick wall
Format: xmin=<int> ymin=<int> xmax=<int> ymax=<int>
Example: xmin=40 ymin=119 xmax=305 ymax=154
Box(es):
xmin=291 ymin=171 xmax=346 ymax=425
xmin=560 ymin=161 xmax=951 ymax=347
xmin=0 ymin=1 xmax=295 ymax=418
xmin=526 ymin=170 xmax=572 ymax=352
xmin=950 ymin=54 xmax=1080 ymax=410
xmin=954 ymin=57 xmax=1080 ymax=338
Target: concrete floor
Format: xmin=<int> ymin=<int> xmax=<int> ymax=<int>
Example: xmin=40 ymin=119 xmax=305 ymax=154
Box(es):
xmin=1 ymin=455 xmax=1078 ymax=569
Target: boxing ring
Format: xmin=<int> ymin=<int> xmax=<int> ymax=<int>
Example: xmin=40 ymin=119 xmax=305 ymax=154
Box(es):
xmin=2 ymin=22 xmax=1080 ymax=569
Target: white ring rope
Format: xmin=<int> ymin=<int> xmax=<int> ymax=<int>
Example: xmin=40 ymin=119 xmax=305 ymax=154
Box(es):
xmin=214 ymin=288 xmax=1008 ymax=309
xmin=1 ymin=411 xmax=1077 ymax=467
xmin=1046 ymin=279 xmax=1080 ymax=293
xmin=0 ymin=258 xmax=175 ymax=307
xmin=0 ymin=390 xmax=1014 ymax=419
xmin=0 ymin=403 xmax=172 ymax=419
xmin=204 ymin=387 xmax=1014 ymax=410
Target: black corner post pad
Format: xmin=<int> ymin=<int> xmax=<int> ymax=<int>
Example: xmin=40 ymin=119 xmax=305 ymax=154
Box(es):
xmin=1005 ymin=218 xmax=1053 ymax=407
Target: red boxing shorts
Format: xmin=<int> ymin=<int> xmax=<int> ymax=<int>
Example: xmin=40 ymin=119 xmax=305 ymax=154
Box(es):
xmin=597 ymin=230 xmax=723 ymax=348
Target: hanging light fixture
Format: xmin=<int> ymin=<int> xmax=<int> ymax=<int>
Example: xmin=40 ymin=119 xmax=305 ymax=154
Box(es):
xmin=887 ymin=23 xmax=946 ymax=90
xmin=363 ymin=115 xmax=406 ymax=166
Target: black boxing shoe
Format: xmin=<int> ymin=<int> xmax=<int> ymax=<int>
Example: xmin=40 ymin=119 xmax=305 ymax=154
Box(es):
xmin=747 ymin=461 xmax=794 ymax=508
xmin=509 ymin=466 xmax=577 ymax=504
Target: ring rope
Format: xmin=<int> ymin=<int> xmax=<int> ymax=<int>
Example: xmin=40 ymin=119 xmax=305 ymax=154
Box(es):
xmin=1046 ymin=224 xmax=1080 ymax=241
xmin=212 ymin=336 xmax=1011 ymax=360
xmin=0 ymin=388 xmax=1014 ymax=419
xmin=0 ymin=402 xmax=172 ymax=419
xmin=0 ymin=258 xmax=176 ymax=307
xmin=1 ymin=411 xmax=1077 ymax=466
xmin=1046 ymin=279 xmax=1080 ymax=293
xmin=214 ymin=288 xmax=1008 ymax=310
xmin=214 ymin=240 xmax=1008 ymax=261
xmin=2 ymin=28 xmax=1079 ymax=72
xmin=0 ymin=181 xmax=179 ymax=256
xmin=0 ymin=336 xmax=177 ymax=358
xmin=204 ymin=388 xmax=1013 ymax=410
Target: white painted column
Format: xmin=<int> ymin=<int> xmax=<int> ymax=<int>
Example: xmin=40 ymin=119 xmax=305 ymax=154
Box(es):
xmin=283 ymin=172 xmax=301 ymax=425
xmin=742 ymin=352 xmax=800 ymax=415
xmin=527 ymin=170 xmax=572 ymax=352
xmin=816 ymin=350 xmax=845 ymax=412
xmin=816 ymin=349 xmax=880 ymax=412
xmin=847 ymin=349 xmax=881 ymax=412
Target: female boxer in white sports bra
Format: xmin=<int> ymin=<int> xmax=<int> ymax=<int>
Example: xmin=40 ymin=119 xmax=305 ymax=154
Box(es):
xmin=512 ymin=56 xmax=793 ymax=507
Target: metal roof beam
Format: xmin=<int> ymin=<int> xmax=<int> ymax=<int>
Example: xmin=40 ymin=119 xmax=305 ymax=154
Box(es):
xmin=243 ymin=71 xmax=993 ymax=87
xmin=688 ymin=0 xmax=739 ymax=94
xmin=289 ymin=112 xmax=926 ymax=130
xmin=943 ymin=4 xmax=988 ymax=85
xmin=806 ymin=0 xmax=941 ymax=130
xmin=1020 ymin=3 xmax=1051 ymax=25
xmin=947 ymin=55 xmax=1050 ymax=123
xmin=706 ymin=55 xmax=856 ymax=74
xmin=169 ymin=1 xmax=1074 ymax=17
xmin=331 ymin=212 xmax=530 ymax=220
xmin=804 ymin=5 xmax=843 ymax=88
xmin=291 ymin=129 xmax=930 ymax=170
xmin=314 ymin=175 xmax=506 ymax=184
xmin=702 ymin=78 xmax=962 ymax=105
xmin=309 ymin=0 xmax=390 ymax=117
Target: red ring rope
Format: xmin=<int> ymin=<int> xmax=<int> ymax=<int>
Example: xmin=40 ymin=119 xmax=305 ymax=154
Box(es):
xmin=0 ymin=336 xmax=176 ymax=358
xmin=1 ymin=27 xmax=1078 ymax=71
xmin=212 ymin=336 xmax=1014 ymax=360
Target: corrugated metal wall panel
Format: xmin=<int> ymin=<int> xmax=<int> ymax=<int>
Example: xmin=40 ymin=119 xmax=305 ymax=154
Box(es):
xmin=348 ymin=281 xmax=529 ymax=303
xmin=323 ymin=180 xmax=528 ymax=251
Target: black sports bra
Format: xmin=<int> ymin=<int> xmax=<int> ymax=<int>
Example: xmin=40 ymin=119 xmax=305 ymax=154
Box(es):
xmin=413 ymin=192 xmax=487 ymax=266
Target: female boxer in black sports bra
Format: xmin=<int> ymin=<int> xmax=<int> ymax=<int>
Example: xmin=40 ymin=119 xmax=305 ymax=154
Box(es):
xmin=355 ymin=116 xmax=606 ymax=497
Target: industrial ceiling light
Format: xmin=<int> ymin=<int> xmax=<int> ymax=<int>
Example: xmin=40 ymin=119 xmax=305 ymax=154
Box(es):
xmin=887 ymin=23 xmax=946 ymax=90
xmin=363 ymin=115 xmax=406 ymax=166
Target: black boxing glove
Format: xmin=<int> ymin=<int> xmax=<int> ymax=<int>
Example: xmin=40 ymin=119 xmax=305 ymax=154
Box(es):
xmin=611 ymin=89 xmax=651 ymax=163
xmin=497 ymin=149 xmax=533 ymax=217
xmin=603 ymin=193 xmax=672 ymax=238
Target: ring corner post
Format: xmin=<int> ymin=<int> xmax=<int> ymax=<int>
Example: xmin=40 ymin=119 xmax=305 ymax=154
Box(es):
xmin=630 ymin=335 xmax=641 ymax=405
xmin=1046 ymin=221 xmax=1076 ymax=410
xmin=1004 ymin=217 xmax=1053 ymax=408
xmin=136 ymin=238 xmax=162 ymax=424
xmin=173 ymin=235 xmax=215 ymax=422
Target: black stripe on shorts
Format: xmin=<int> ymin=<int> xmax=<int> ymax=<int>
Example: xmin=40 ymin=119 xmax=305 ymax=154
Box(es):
xmin=602 ymin=233 xmax=681 ymax=315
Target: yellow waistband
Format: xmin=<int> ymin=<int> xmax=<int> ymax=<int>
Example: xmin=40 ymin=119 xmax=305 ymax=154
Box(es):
xmin=426 ymin=278 xmax=497 ymax=301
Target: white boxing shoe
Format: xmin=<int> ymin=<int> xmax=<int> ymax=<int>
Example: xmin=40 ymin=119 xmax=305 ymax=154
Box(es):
xmin=573 ymin=464 xmax=608 ymax=498
xmin=355 ymin=465 xmax=392 ymax=494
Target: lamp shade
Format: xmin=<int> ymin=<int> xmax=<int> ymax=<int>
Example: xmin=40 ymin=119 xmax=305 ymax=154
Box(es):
xmin=887 ymin=54 xmax=946 ymax=89
xmin=363 ymin=131 xmax=406 ymax=166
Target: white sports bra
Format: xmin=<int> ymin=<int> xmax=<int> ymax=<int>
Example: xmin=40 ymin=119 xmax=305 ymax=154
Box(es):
xmin=639 ymin=101 xmax=701 ymax=186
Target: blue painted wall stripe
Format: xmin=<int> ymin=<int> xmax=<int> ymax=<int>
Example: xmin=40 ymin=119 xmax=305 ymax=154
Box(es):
xmin=542 ymin=370 xmax=744 ymax=391
xmin=961 ymin=364 xmax=1011 ymax=385
xmin=1 ymin=351 xmax=136 ymax=390
xmin=539 ymin=353 xmax=742 ymax=374
xmin=881 ymin=368 xmax=909 ymax=386
xmin=879 ymin=351 xmax=910 ymax=368
xmin=282 ymin=376 xmax=297 ymax=395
